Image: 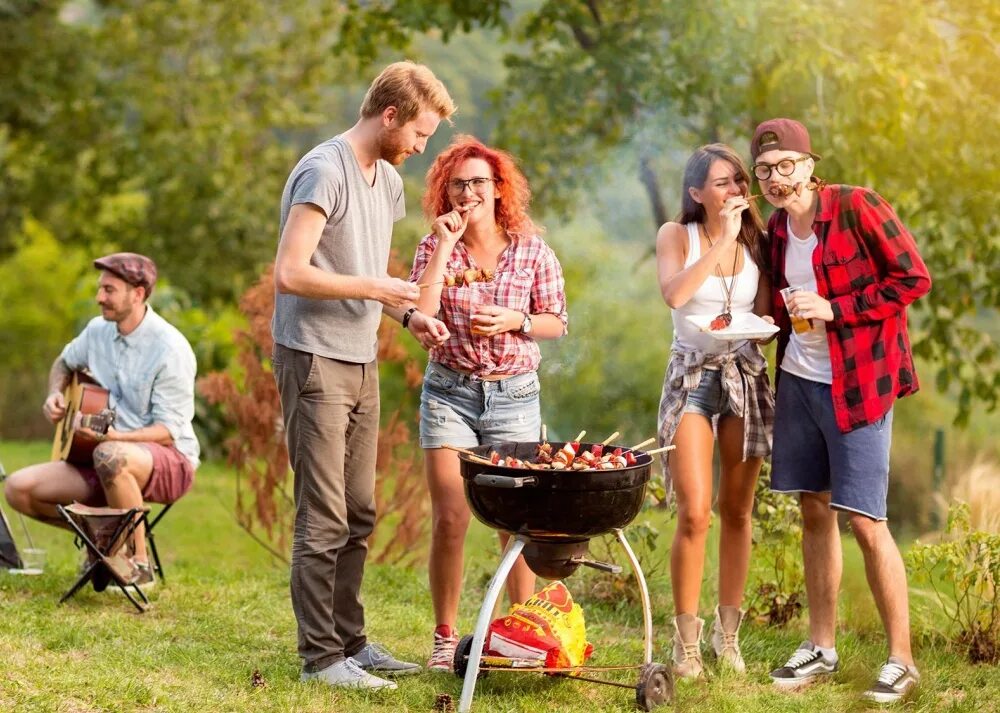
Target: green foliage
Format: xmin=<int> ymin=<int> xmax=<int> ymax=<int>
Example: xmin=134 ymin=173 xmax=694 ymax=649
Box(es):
xmin=486 ymin=0 xmax=999 ymax=422
xmin=537 ymin=217 xmax=669 ymax=444
xmin=0 ymin=1 xmax=405 ymax=302
xmin=746 ymin=463 xmax=806 ymax=627
xmin=583 ymin=519 xmax=667 ymax=608
xmin=0 ymin=221 xmax=93 ymax=437
xmin=906 ymin=501 xmax=1000 ymax=663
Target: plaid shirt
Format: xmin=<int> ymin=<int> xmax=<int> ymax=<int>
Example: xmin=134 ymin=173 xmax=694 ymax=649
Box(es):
xmin=409 ymin=233 xmax=568 ymax=378
xmin=656 ymin=342 xmax=774 ymax=499
xmin=767 ymin=184 xmax=931 ymax=432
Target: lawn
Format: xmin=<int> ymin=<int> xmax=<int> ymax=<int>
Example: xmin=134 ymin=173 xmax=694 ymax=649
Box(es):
xmin=1 ymin=440 xmax=997 ymax=712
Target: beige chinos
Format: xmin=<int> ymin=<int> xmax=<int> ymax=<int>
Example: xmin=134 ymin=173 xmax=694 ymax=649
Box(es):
xmin=273 ymin=343 xmax=380 ymax=673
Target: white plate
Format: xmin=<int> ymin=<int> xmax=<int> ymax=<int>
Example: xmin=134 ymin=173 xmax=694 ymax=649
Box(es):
xmin=685 ymin=312 xmax=779 ymax=341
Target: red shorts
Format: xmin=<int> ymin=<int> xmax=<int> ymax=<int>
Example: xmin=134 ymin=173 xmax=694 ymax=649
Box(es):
xmin=77 ymin=443 xmax=195 ymax=507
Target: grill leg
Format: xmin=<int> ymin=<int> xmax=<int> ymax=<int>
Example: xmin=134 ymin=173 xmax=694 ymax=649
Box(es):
xmin=615 ymin=528 xmax=653 ymax=664
xmin=458 ymin=535 xmax=526 ymax=713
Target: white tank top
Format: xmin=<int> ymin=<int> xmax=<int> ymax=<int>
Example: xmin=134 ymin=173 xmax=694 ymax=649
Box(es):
xmin=671 ymin=222 xmax=760 ymax=354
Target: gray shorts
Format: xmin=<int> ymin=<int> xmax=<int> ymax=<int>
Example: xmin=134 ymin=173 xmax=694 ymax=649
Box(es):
xmin=771 ymin=371 xmax=893 ymax=520
xmin=419 ymin=362 xmax=542 ymax=449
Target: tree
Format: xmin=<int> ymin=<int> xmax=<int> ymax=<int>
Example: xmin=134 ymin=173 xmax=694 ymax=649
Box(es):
xmin=484 ymin=0 xmax=999 ymax=422
xmin=0 ymin=0 xmax=504 ymax=302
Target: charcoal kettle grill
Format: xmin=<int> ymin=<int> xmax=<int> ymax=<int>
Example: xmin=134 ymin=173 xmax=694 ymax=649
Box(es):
xmin=453 ymin=441 xmax=673 ymax=712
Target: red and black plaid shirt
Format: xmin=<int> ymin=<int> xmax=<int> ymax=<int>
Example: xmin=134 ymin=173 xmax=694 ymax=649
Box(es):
xmin=768 ymin=184 xmax=931 ymax=432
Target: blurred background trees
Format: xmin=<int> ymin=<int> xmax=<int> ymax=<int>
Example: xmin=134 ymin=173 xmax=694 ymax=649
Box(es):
xmin=1 ymin=0 xmax=997 ymax=536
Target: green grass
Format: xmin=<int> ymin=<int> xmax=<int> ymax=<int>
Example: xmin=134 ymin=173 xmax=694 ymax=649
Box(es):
xmin=1 ymin=440 xmax=998 ymax=712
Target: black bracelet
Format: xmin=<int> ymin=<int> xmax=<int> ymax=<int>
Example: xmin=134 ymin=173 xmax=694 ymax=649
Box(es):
xmin=401 ymin=307 xmax=418 ymax=329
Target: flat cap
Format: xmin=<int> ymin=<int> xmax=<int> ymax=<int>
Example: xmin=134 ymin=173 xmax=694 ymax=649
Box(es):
xmin=93 ymin=252 xmax=158 ymax=296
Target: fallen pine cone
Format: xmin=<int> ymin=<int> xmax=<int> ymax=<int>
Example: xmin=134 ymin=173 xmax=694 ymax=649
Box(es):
xmin=250 ymin=669 xmax=267 ymax=688
xmin=433 ymin=692 xmax=455 ymax=712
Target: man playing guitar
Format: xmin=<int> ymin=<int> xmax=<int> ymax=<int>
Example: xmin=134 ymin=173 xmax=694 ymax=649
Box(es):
xmin=4 ymin=252 xmax=199 ymax=588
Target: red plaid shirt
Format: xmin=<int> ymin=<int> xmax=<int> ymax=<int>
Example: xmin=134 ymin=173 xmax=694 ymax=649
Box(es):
xmin=768 ymin=184 xmax=931 ymax=432
xmin=409 ymin=233 xmax=568 ymax=378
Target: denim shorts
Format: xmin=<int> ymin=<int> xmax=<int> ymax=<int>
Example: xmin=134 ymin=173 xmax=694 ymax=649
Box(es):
xmin=419 ymin=362 xmax=543 ymax=449
xmin=684 ymin=368 xmax=734 ymax=418
xmin=771 ymin=371 xmax=893 ymax=520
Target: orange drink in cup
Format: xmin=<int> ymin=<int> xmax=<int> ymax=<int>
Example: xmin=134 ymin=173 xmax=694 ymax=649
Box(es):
xmin=780 ymin=286 xmax=813 ymax=334
xmin=469 ymin=284 xmax=495 ymax=337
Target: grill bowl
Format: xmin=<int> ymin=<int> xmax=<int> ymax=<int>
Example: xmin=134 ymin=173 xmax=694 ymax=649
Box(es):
xmin=459 ymin=442 xmax=651 ymax=543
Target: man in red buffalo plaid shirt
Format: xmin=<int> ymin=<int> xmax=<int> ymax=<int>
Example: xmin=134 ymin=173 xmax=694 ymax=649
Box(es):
xmin=751 ymin=119 xmax=930 ymax=704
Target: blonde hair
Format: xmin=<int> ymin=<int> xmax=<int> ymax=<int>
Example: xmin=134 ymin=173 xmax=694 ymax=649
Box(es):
xmin=360 ymin=61 xmax=456 ymax=124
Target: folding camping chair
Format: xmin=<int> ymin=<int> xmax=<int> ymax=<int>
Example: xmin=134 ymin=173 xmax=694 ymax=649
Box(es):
xmin=145 ymin=502 xmax=173 ymax=582
xmin=57 ymin=502 xmax=151 ymax=613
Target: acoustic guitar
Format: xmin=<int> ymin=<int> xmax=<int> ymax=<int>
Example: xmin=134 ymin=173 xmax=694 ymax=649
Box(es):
xmin=51 ymin=372 xmax=116 ymax=465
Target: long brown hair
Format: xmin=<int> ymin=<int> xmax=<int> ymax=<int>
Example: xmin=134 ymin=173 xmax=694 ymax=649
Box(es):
xmin=676 ymin=143 xmax=766 ymax=270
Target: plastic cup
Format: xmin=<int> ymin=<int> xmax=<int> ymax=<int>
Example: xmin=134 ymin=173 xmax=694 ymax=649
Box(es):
xmin=469 ymin=284 xmax=495 ymax=337
xmin=19 ymin=547 xmax=46 ymax=575
xmin=780 ymin=286 xmax=813 ymax=334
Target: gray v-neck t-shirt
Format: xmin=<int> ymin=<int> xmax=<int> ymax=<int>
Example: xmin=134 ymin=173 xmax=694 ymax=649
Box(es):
xmin=272 ymin=135 xmax=405 ymax=363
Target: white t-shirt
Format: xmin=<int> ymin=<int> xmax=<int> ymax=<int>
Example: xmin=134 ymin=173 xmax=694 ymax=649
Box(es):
xmin=780 ymin=217 xmax=832 ymax=384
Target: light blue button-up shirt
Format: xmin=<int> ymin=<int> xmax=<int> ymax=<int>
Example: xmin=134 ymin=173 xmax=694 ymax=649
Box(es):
xmin=61 ymin=306 xmax=200 ymax=468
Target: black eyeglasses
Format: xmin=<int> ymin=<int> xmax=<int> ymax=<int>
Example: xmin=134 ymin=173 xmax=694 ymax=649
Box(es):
xmin=447 ymin=177 xmax=497 ymax=195
xmin=752 ymin=156 xmax=810 ymax=181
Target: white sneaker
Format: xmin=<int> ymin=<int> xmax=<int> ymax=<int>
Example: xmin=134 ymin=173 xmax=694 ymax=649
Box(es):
xmin=301 ymin=658 xmax=397 ymax=690
xmin=770 ymin=641 xmax=838 ymax=689
xmin=862 ymin=656 xmax=919 ymax=703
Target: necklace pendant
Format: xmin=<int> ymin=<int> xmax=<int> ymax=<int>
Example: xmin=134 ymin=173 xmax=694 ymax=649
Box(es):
xmin=709 ymin=312 xmax=733 ymax=331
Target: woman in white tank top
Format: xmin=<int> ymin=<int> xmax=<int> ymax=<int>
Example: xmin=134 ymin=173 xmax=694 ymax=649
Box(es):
xmin=654 ymin=144 xmax=776 ymax=679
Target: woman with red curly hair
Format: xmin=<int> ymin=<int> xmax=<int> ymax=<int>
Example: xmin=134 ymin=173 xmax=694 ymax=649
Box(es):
xmin=408 ymin=135 xmax=568 ymax=670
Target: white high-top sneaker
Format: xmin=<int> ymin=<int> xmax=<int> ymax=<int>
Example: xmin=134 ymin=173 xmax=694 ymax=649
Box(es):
xmin=710 ymin=605 xmax=746 ymax=672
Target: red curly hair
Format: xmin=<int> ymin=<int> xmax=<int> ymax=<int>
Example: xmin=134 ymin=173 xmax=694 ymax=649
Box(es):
xmin=422 ymin=135 xmax=541 ymax=237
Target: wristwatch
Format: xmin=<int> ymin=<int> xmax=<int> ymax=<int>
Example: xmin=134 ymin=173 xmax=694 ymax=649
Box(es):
xmin=519 ymin=313 xmax=533 ymax=334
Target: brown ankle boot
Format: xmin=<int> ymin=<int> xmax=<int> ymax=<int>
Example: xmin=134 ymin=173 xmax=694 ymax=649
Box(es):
xmin=672 ymin=613 xmax=705 ymax=679
xmin=710 ymin=605 xmax=746 ymax=672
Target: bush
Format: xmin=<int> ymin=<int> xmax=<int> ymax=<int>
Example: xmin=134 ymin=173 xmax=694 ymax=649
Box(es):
xmin=906 ymin=501 xmax=1000 ymax=664
xmin=746 ymin=463 xmax=805 ymax=626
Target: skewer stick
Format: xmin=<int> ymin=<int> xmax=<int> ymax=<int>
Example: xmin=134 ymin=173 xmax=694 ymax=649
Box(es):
xmin=629 ymin=437 xmax=656 ymax=451
xmin=600 ymin=431 xmax=620 ymax=446
xmin=440 ymin=444 xmax=494 ymax=465
xmin=417 ymin=280 xmax=444 ymax=289
xmin=540 ymin=424 xmax=547 ymax=442
xmin=643 ymin=445 xmax=676 ymax=456
xmin=573 ymin=430 xmax=586 ymax=443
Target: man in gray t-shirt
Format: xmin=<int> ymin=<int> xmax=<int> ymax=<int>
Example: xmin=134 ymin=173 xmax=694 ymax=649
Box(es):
xmin=271 ymin=61 xmax=454 ymax=691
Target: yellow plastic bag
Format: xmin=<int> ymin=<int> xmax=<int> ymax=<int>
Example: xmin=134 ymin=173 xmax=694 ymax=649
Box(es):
xmin=485 ymin=581 xmax=594 ymax=669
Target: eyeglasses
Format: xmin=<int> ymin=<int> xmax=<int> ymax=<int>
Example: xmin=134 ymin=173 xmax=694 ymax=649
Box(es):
xmin=447 ymin=177 xmax=496 ymax=195
xmin=752 ymin=156 xmax=810 ymax=181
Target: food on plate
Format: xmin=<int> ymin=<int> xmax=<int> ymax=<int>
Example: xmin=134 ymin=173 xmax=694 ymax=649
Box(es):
xmin=709 ymin=312 xmax=733 ymax=331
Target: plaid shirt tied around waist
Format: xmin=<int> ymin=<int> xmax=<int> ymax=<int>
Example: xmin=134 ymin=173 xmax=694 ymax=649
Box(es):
xmin=656 ymin=342 xmax=774 ymax=499
xmin=768 ymin=184 xmax=931 ymax=432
